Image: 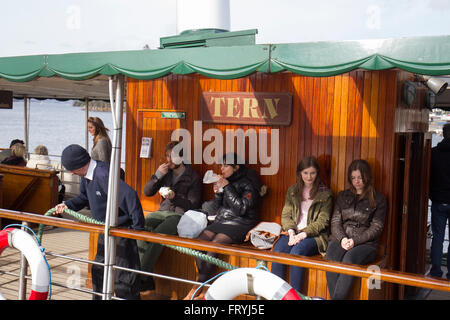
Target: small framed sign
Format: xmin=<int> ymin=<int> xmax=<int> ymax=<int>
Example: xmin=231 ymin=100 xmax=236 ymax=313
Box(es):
xmin=161 ymin=111 xmax=186 ymax=119
xmin=140 ymin=137 xmax=152 ymax=158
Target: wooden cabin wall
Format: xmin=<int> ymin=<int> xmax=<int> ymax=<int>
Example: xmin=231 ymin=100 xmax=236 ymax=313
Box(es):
xmin=125 ymin=70 xmax=400 ymax=299
xmin=126 ymin=70 xmax=397 ymax=222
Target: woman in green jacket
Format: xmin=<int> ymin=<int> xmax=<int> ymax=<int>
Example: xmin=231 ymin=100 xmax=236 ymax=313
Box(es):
xmin=271 ymin=156 xmax=333 ymax=293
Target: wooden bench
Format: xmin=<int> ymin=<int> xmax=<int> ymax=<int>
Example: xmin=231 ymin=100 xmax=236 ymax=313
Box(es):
xmin=0 ymin=164 xmax=59 ymax=228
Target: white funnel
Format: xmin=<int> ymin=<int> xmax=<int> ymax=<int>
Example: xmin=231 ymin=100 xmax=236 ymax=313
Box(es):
xmin=176 ymin=0 xmax=230 ymax=35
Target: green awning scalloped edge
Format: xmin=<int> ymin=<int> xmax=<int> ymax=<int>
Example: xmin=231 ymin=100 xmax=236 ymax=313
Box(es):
xmin=0 ymin=35 xmax=449 ymax=82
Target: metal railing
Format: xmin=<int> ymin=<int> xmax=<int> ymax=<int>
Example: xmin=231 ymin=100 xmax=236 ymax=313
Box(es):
xmin=0 ymin=208 xmax=449 ymax=300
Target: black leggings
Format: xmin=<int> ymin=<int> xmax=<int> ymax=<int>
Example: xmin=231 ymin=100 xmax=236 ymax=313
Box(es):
xmin=325 ymin=240 xmax=377 ymax=300
xmin=195 ymin=229 xmax=233 ymax=283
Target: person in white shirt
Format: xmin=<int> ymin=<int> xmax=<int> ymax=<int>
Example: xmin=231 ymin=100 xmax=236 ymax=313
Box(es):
xmin=26 ymin=145 xmax=53 ymax=170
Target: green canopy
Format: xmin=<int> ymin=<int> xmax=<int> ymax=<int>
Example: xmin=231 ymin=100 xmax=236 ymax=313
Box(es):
xmin=270 ymin=35 xmax=450 ymax=76
xmin=0 ymin=35 xmax=449 ymax=82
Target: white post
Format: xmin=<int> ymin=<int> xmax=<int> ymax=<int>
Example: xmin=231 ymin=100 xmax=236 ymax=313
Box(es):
xmin=85 ymin=97 xmax=89 ymax=150
xmin=23 ymin=97 xmax=29 ymax=155
xmin=102 ymin=75 xmax=124 ymax=299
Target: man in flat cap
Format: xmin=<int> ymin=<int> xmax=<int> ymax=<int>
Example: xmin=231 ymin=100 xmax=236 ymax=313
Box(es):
xmin=54 ymin=144 xmax=145 ymax=300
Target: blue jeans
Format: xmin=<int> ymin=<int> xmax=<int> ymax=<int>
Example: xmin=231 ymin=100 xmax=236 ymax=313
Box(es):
xmin=271 ymin=235 xmax=318 ymax=292
xmin=430 ymin=202 xmax=450 ymax=278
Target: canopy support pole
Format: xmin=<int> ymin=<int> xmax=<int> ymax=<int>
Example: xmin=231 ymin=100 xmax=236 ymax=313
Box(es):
xmin=23 ymin=97 xmax=29 ymax=155
xmin=102 ymin=75 xmax=124 ymax=300
xmin=85 ymin=97 xmax=89 ymax=150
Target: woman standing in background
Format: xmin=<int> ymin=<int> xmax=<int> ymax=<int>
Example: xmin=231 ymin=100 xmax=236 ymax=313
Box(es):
xmin=87 ymin=117 xmax=112 ymax=164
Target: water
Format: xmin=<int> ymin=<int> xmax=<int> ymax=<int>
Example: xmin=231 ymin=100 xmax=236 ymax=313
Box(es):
xmin=0 ymin=99 xmax=126 ymax=162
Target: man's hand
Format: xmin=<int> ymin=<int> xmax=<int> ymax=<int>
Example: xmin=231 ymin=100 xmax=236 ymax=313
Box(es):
xmin=157 ymin=162 xmax=170 ymax=176
xmin=54 ymin=203 xmax=68 ymax=215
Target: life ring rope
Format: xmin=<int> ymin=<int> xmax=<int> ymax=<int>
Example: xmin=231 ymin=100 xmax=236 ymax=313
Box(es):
xmin=0 ymin=225 xmax=51 ymax=300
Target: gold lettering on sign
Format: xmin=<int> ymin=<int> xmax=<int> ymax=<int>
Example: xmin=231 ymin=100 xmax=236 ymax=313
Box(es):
xmin=263 ymin=98 xmax=279 ymax=119
xmin=211 ymin=97 xmax=224 ymax=117
xmin=242 ymin=98 xmax=260 ymax=118
xmin=226 ymin=98 xmax=240 ymax=118
xmin=201 ymin=92 xmax=292 ymax=126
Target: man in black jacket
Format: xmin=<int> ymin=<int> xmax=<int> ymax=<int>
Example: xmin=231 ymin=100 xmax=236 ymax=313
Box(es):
xmin=137 ymin=141 xmax=202 ymax=296
xmin=429 ymin=123 xmax=450 ymax=279
xmin=54 ymin=144 xmax=145 ymax=299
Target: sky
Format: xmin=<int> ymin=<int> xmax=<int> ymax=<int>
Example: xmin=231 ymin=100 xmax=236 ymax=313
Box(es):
xmin=1 ymin=0 xmax=450 ymax=58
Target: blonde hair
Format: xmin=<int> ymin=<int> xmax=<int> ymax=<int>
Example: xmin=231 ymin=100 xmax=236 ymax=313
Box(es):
xmin=11 ymin=143 xmax=26 ymax=159
xmin=88 ymin=117 xmax=111 ymax=147
xmin=34 ymin=145 xmax=49 ymax=155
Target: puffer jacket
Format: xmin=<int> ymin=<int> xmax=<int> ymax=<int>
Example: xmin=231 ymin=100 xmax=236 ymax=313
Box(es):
xmin=213 ymin=166 xmax=260 ymax=227
xmin=330 ymin=189 xmax=386 ymax=248
xmin=280 ymin=183 xmax=333 ymax=256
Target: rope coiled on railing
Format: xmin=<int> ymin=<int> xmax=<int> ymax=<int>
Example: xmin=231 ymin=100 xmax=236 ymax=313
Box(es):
xmin=37 ymin=208 xmax=237 ymax=271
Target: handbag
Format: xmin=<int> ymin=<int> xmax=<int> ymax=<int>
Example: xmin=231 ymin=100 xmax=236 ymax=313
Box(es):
xmin=246 ymin=222 xmax=282 ymax=249
xmin=177 ymin=210 xmax=208 ymax=238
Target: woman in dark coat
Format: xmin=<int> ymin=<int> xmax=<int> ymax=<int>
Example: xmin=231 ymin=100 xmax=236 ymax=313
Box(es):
xmin=184 ymin=153 xmax=260 ymax=299
xmin=325 ymin=159 xmax=386 ymax=300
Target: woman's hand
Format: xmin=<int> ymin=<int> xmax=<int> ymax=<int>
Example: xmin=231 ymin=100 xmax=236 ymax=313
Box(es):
xmin=288 ymin=231 xmax=307 ymax=246
xmin=341 ymin=237 xmax=354 ymax=250
xmin=216 ymin=175 xmax=229 ymax=189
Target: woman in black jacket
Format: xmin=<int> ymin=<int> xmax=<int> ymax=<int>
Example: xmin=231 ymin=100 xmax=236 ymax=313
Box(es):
xmin=325 ymin=159 xmax=386 ymax=300
xmin=184 ymin=153 xmax=260 ymax=299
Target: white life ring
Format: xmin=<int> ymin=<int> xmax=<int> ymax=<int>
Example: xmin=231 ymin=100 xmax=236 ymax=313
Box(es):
xmin=204 ymin=268 xmax=302 ymax=300
xmin=0 ymin=228 xmax=50 ymax=300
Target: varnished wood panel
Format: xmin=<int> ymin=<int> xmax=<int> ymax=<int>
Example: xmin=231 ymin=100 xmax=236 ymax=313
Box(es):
xmin=125 ymin=69 xmax=405 ymax=299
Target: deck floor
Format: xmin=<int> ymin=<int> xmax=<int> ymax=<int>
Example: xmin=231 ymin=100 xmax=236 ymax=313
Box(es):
xmin=0 ymin=227 xmax=92 ymax=300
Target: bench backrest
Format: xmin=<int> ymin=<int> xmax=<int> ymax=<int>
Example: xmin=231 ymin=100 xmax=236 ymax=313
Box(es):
xmin=0 ymin=164 xmax=59 ymax=217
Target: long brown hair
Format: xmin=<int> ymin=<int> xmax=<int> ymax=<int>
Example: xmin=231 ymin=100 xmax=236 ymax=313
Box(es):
xmin=296 ymin=156 xmax=321 ymax=201
xmin=88 ymin=117 xmax=111 ymax=147
xmin=347 ymin=159 xmax=376 ymax=207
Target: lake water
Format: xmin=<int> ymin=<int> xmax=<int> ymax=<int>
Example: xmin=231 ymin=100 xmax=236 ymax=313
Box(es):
xmin=0 ymin=99 xmax=126 ymax=162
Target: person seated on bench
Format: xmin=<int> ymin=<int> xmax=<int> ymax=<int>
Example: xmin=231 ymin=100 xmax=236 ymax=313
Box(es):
xmin=27 ymin=144 xmax=66 ymax=202
xmin=271 ymin=156 xmax=333 ymax=294
xmin=137 ymin=141 xmax=202 ymax=297
xmin=325 ymin=159 xmax=386 ymax=300
xmin=201 ymin=160 xmax=266 ymax=217
xmin=1 ymin=142 xmax=26 ymax=167
xmin=26 ymin=145 xmax=54 ymax=170
xmin=0 ymin=139 xmax=24 ymax=162
xmin=184 ymin=152 xmax=261 ymax=300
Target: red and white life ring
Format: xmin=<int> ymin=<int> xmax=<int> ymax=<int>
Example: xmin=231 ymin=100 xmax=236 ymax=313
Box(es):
xmin=204 ymin=268 xmax=302 ymax=300
xmin=0 ymin=228 xmax=50 ymax=300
